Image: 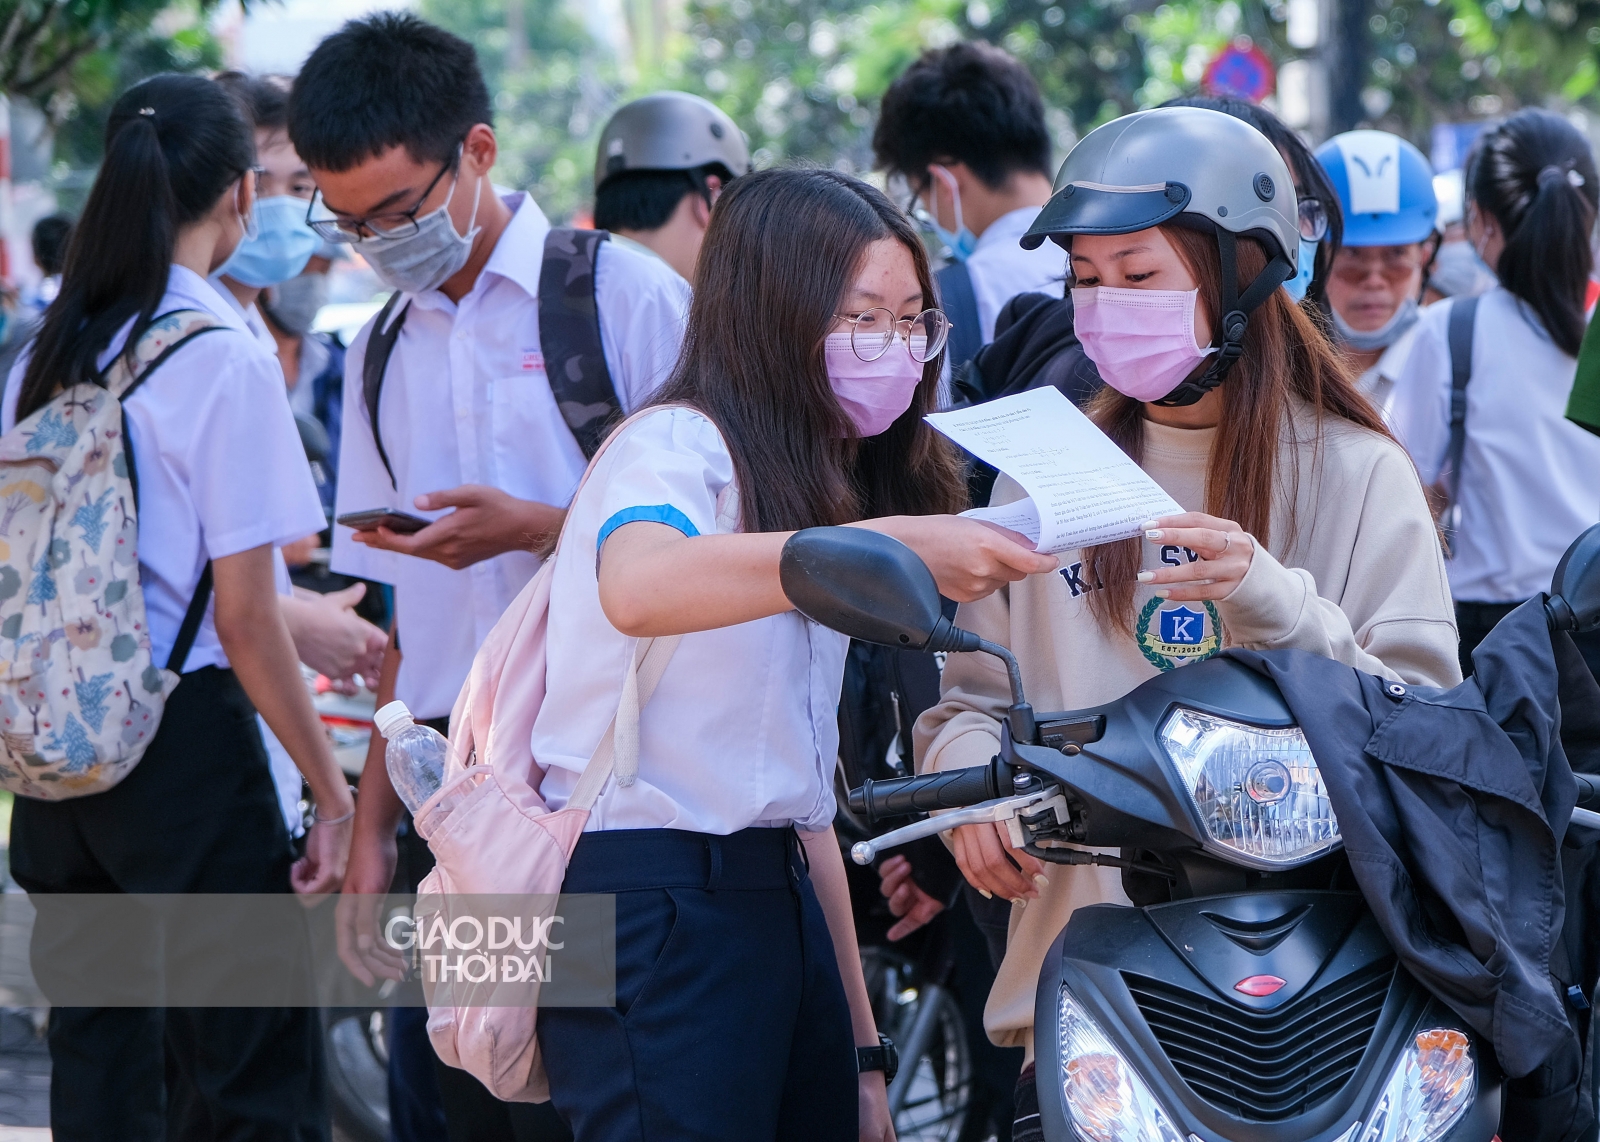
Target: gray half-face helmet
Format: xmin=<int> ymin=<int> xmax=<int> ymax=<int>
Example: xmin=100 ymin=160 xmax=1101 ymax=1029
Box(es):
xmin=594 ymin=91 xmax=752 ymax=191
xmin=1022 ymin=106 xmax=1299 ymax=405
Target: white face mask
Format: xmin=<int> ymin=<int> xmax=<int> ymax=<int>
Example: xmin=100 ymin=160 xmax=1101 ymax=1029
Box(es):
xmin=357 ymin=168 xmax=484 ymax=294
xmin=1330 ymin=297 xmax=1420 ymax=353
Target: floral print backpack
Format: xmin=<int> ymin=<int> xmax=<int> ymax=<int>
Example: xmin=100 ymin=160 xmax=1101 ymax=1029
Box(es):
xmin=0 ymin=310 xmax=226 ymax=799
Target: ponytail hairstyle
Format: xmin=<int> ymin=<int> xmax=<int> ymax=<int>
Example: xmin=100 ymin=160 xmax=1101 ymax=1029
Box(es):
xmin=1469 ymin=108 xmax=1599 ymax=357
xmin=14 ymin=75 xmax=255 ymax=421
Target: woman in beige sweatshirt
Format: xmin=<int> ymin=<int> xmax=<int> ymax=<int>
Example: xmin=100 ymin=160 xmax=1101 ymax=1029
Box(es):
xmin=914 ymin=109 xmax=1461 ymax=1101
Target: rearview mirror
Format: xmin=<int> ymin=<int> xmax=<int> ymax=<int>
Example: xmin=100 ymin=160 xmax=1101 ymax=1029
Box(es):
xmin=780 ymin=528 xmax=948 ymax=649
xmin=1549 ymin=523 xmax=1600 ymax=633
xmin=780 ymin=527 xmax=1037 ymax=740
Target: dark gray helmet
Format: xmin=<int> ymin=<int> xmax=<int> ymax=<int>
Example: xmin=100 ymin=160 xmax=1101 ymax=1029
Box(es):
xmin=594 ymin=92 xmax=751 ymax=191
xmin=1023 ymin=106 xmax=1299 ymax=406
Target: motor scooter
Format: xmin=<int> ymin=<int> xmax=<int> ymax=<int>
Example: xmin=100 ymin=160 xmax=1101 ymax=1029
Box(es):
xmin=778 ymin=523 xmax=1600 ymax=1142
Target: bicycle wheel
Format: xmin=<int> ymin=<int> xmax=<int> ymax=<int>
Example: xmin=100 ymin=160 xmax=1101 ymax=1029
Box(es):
xmin=862 ymin=947 xmax=972 ymax=1141
xmin=324 ymin=1006 xmax=390 ymax=1142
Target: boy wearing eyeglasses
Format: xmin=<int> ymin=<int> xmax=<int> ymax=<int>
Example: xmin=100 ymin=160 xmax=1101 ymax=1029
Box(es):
xmin=288 ymin=13 xmax=688 ymax=1140
xmin=872 ymin=41 xmax=1065 ymax=377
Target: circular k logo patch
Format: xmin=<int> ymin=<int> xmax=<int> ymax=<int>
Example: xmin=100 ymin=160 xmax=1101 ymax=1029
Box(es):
xmin=1136 ymin=598 xmax=1223 ymax=671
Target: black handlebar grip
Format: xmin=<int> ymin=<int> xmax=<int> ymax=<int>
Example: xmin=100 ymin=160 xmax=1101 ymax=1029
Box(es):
xmin=1576 ymin=773 xmax=1600 ymax=811
xmin=847 ymin=763 xmax=1001 ymax=823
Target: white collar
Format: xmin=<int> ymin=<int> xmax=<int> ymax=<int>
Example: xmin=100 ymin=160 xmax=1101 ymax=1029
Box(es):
xmin=974 ymin=206 xmax=1046 ymax=252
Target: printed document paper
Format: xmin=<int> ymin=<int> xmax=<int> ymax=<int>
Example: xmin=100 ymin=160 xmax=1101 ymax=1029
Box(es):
xmin=926 ymin=388 xmax=1182 ymax=554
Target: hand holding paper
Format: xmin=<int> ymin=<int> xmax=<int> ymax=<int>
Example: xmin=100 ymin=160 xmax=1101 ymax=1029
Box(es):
xmin=926 ymin=388 xmax=1182 ymax=555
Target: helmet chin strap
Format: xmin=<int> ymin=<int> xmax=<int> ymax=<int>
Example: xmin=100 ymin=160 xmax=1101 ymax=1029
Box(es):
xmin=1155 ymin=228 xmax=1295 ymax=407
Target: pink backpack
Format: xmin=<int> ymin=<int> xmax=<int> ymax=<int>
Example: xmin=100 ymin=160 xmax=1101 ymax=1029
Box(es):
xmin=411 ymin=409 xmax=682 ymax=1102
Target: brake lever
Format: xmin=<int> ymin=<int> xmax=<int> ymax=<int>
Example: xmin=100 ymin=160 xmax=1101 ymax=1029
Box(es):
xmin=848 ymin=787 xmax=1071 ymax=865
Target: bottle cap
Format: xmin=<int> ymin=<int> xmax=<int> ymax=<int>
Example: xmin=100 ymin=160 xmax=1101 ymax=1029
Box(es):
xmin=373 ymin=700 xmax=416 ymax=740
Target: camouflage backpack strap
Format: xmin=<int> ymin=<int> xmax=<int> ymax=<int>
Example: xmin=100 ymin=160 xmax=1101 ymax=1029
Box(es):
xmin=539 ymin=227 xmax=621 ymax=460
xmin=362 ymin=291 xmax=410 ymax=490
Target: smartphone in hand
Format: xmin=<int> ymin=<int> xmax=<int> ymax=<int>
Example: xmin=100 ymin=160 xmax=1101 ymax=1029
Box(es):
xmin=335 ymin=509 xmax=432 ymax=535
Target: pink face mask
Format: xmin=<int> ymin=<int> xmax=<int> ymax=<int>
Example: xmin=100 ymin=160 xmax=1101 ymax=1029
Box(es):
xmin=824 ymin=334 xmax=923 ymax=436
xmin=1072 ymin=286 xmax=1217 ymax=402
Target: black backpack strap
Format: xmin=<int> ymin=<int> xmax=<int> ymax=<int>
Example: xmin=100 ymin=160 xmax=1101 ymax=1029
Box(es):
xmin=1441 ymin=294 xmax=1480 ymax=555
xmin=166 ymin=561 xmax=214 ymax=674
xmin=362 ymin=292 xmax=410 ymax=489
xmin=935 ymin=260 xmax=983 ymax=380
xmin=540 ymin=227 xmax=621 ymax=459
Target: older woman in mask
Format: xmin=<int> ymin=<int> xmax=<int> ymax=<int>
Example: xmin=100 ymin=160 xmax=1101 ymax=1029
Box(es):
xmin=1315 ymin=130 xmax=1441 ymax=415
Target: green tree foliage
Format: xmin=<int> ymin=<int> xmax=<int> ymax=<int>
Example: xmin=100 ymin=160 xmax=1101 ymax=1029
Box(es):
xmin=1358 ymin=0 xmax=1600 ymax=141
xmin=661 ymin=0 xmax=1140 ymax=170
xmin=424 ymin=0 xmax=1600 ymax=223
xmin=423 ymin=0 xmax=619 ymax=221
xmin=51 ymin=14 xmax=222 ymax=184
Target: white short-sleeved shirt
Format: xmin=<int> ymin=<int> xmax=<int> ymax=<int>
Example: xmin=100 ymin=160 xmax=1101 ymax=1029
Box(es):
xmin=2 ymin=266 xmax=326 ymax=671
xmin=331 ymin=192 xmax=691 ymax=718
xmin=1387 ymin=287 xmax=1600 ymax=602
xmin=210 ymin=273 xmax=279 ymax=354
xmin=1355 ymin=322 xmax=1418 ymax=421
xmin=533 ymin=408 xmax=845 ymax=834
xmin=967 ymin=206 xmax=1068 ymax=344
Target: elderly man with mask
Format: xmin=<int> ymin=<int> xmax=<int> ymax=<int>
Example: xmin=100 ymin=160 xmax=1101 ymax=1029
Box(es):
xmin=1317 ymin=130 xmax=1440 ymax=416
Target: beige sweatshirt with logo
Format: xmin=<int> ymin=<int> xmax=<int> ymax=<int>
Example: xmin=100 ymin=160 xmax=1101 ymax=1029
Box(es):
xmin=913 ymin=405 xmax=1462 ymax=1055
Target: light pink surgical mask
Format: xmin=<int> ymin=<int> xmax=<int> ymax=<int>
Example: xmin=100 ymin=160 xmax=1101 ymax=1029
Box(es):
xmin=1072 ymin=285 xmax=1217 ymax=402
xmin=824 ymin=334 xmax=923 ymax=436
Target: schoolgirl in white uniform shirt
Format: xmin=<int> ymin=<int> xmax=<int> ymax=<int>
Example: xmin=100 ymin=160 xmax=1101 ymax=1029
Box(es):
xmin=1 ymin=76 xmax=353 ymax=1139
xmin=1388 ymin=108 xmax=1600 ymax=676
xmin=531 ymin=168 xmax=1053 ymax=1141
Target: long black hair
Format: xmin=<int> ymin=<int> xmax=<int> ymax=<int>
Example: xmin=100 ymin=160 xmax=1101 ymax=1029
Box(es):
xmin=14 ymin=75 xmax=255 ymax=421
xmin=1163 ymin=95 xmax=1343 ymax=307
xmin=650 ymin=168 xmax=966 ymax=532
xmin=1469 ymin=108 xmax=1599 ymax=357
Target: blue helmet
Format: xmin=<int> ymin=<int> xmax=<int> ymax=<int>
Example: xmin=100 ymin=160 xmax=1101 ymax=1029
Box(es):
xmin=1315 ymin=130 xmax=1438 ymax=247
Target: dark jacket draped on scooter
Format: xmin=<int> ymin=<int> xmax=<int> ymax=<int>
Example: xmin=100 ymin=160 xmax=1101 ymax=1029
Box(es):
xmin=1225 ymin=600 xmax=1600 ymax=1142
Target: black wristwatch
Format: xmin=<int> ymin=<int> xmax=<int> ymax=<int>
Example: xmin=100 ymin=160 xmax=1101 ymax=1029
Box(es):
xmin=857 ymin=1034 xmax=899 ymax=1084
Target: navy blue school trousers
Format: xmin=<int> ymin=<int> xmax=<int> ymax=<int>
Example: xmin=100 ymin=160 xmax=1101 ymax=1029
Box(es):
xmin=537 ymin=826 xmax=859 ymax=1141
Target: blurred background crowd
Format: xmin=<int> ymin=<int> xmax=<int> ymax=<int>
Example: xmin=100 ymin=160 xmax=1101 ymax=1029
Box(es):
xmin=0 ymin=0 xmax=1592 ymax=321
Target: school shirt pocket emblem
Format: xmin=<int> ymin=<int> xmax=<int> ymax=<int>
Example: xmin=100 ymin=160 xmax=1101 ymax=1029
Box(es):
xmin=1136 ymin=598 xmax=1223 ymax=672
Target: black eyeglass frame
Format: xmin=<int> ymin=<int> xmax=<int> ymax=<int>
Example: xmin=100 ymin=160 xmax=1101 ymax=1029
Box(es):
xmin=305 ymin=149 xmax=460 ymax=243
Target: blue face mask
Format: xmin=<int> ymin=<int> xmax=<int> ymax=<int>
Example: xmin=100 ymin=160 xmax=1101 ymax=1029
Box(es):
xmin=924 ymin=164 xmax=979 ymax=263
xmin=930 ymin=219 xmax=978 ymax=262
xmin=1281 ymin=237 xmax=1318 ymax=303
xmin=222 ymin=196 xmax=319 ymax=288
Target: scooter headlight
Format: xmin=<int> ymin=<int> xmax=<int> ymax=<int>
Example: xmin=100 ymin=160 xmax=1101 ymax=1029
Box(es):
xmin=1159 ymin=708 xmax=1340 ymax=868
xmin=1058 ymin=986 xmax=1182 ymax=1142
xmin=1348 ymin=1028 xmax=1475 ymax=1142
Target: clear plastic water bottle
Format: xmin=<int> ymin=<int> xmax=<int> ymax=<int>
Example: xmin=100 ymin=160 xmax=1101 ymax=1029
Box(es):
xmin=374 ymin=700 xmax=446 ymax=814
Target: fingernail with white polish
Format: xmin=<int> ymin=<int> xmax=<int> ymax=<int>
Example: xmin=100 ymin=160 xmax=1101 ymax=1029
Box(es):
xmin=977 ymin=888 xmax=993 ymax=900
xmin=1136 ymin=571 xmax=1155 ymax=583
xmin=1145 ymin=529 xmax=1162 ymax=540
xmin=1013 ymin=898 xmax=1027 ymax=909
xmin=1033 ymin=873 xmax=1050 ymax=890
xmin=1141 ymin=520 xmax=1159 ymax=529
xmin=1156 ymin=589 xmax=1171 ymax=599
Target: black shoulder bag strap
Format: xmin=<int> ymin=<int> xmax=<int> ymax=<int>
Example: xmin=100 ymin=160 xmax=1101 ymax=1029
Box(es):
xmin=362 ymin=291 xmax=410 ymax=490
xmin=539 ymin=227 xmax=621 ymax=459
xmin=110 ymin=310 xmax=231 ymax=674
xmin=936 ymin=260 xmax=983 ymax=381
xmin=1441 ymin=294 xmax=1481 ymax=556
